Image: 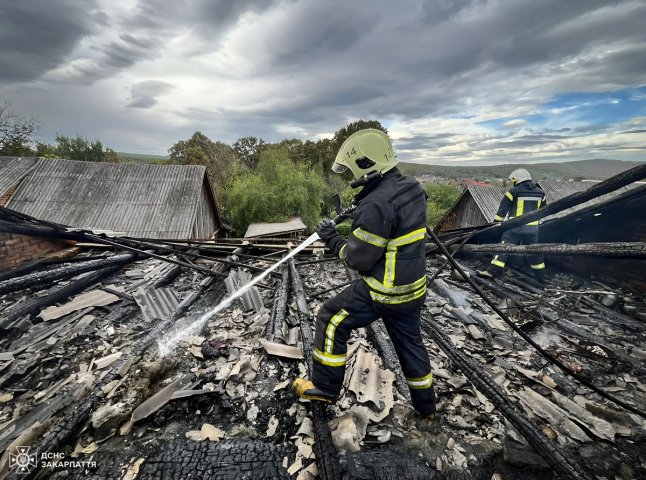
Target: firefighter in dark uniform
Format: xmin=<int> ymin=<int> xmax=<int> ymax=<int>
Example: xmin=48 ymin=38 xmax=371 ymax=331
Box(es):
xmin=478 ymin=168 xmax=547 ymax=283
xmin=293 ymin=129 xmax=437 ymax=420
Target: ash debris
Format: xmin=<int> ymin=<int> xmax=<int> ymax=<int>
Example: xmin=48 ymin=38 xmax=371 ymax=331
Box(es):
xmin=0 ymin=244 xmax=645 ymax=480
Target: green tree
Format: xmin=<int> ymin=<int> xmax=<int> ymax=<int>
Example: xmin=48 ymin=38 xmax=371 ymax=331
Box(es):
xmin=0 ymin=100 xmax=39 ymax=155
xmin=424 ymin=183 xmax=462 ymax=227
xmin=226 ymin=147 xmax=325 ymax=235
xmin=232 ymin=136 xmax=266 ymax=169
xmin=168 ymin=132 xmax=236 ymax=210
xmin=35 ymin=142 xmax=58 ymax=158
xmin=51 ymin=134 xmax=107 ymax=162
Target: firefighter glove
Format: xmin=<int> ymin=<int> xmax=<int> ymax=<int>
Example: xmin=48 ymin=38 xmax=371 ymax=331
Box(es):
xmin=316 ymin=219 xmax=338 ymax=242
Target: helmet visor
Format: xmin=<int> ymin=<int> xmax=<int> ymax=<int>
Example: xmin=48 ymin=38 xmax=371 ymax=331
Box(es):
xmin=331 ymin=161 xmax=347 ymax=173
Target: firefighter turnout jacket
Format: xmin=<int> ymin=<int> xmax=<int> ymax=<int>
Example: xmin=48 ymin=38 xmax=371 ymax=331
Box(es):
xmin=493 ymin=180 xmax=547 ymax=231
xmin=314 ymin=168 xmax=436 ymax=415
xmin=487 ymin=179 xmax=547 ymax=276
xmin=327 ymin=168 xmax=428 ymax=305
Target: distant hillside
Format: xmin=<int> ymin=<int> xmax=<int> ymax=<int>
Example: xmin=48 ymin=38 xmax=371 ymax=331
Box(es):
xmin=118 ymin=152 xmax=169 ymax=164
xmin=399 ymin=159 xmax=642 ymax=181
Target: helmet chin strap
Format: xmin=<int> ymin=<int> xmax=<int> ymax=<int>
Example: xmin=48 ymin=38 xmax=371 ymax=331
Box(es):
xmin=350 ymin=171 xmax=383 ymax=189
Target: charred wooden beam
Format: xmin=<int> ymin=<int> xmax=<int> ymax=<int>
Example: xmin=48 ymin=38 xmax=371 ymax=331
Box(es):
xmin=1 ymin=263 xmax=130 ymax=325
xmin=427 ymin=226 xmax=646 ymax=419
xmin=422 ymin=317 xmax=587 ymax=480
xmin=267 ymin=265 xmax=290 ymax=342
xmin=0 ymin=220 xmax=86 ymax=241
xmin=289 ymin=260 xmax=343 ymax=480
xmin=455 ymin=242 xmax=646 ymax=258
xmin=0 ymin=253 xmax=136 ymax=295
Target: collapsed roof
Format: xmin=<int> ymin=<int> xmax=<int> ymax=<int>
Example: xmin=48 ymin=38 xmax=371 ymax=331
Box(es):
xmin=0 ymin=163 xmax=644 ymax=479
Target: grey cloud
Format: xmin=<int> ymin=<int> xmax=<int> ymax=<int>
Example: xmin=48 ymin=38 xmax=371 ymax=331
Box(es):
xmin=2 ymin=0 xmax=645 ymax=166
xmin=421 ymin=0 xmax=479 ymax=24
xmin=123 ymin=0 xmax=279 ymax=38
xmin=267 ymin=3 xmax=374 ymax=67
xmin=66 ymin=34 xmax=161 ymax=84
xmin=0 ymin=0 xmax=100 ymax=82
xmin=128 ymin=80 xmax=175 ymax=108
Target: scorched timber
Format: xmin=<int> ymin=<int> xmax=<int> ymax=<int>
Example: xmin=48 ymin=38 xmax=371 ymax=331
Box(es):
xmin=455 ymin=242 xmax=646 ymax=258
xmin=1 ymin=263 xmax=129 ymax=324
xmin=0 ymin=253 xmax=136 ymax=295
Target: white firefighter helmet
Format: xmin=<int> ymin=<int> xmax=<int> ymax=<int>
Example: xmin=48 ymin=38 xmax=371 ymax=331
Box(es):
xmin=331 ymin=129 xmax=398 ymax=179
xmin=509 ymin=168 xmax=531 ymax=185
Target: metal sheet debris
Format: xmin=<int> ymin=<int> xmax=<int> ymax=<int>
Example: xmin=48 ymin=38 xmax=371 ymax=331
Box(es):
xmin=132 ymin=286 xmax=180 ymax=322
xmin=225 ymin=269 xmax=264 ymax=312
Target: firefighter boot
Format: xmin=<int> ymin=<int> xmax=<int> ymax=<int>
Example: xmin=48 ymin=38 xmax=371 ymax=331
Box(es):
xmin=421 ymin=412 xmax=443 ymax=434
xmin=292 ymin=378 xmax=335 ymax=403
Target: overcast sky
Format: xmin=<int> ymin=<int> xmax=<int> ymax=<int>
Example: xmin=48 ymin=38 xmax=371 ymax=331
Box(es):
xmin=1 ymin=0 xmax=645 ymax=165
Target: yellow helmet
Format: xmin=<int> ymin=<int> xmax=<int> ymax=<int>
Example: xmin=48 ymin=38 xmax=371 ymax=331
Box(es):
xmin=331 ymin=129 xmax=398 ymax=179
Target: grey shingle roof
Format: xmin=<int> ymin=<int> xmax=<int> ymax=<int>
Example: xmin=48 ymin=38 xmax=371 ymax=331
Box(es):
xmin=6 ymin=158 xmax=215 ymax=239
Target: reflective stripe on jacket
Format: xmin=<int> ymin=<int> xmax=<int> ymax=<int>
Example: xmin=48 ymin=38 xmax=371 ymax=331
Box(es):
xmin=493 ymin=180 xmax=547 ymax=227
xmin=333 ymin=169 xmax=427 ymax=305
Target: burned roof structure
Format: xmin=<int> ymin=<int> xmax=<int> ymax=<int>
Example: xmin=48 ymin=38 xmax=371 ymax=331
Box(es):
xmin=0 ymin=163 xmax=645 ymax=480
xmin=437 ymin=180 xmax=642 ymax=233
xmin=0 ymin=157 xmax=222 ymax=239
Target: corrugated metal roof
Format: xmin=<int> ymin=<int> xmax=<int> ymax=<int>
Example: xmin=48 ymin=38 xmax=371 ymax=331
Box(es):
xmin=6 ymin=158 xmax=213 ymax=239
xmin=0 ymin=157 xmax=38 ymax=196
xmin=132 ymin=286 xmax=180 ymax=322
xmin=244 ymin=217 xmax=307 ymax=238
xmin=466 ymin=181 xmax=637 ymax=223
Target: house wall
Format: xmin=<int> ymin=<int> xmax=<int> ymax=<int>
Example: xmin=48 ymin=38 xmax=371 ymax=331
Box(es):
xmin=0 ymin=233 xmax=67 ymax=271
xmin=191 ymin=181 xmax=220 ymax=239
xmin=443 ymin=195 xmax=487 ymax=230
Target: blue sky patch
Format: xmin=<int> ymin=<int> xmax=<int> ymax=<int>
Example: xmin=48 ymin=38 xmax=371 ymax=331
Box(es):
xmin=479 ymin=86 xmax=646 ymax=132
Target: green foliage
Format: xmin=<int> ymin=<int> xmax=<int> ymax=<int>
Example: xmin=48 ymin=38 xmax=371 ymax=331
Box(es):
xmin=52 ymin=134 xmax=106 ymax=162
xmin=335 ymin=221 xmax=351 ymax=238
xmin=225 ymin=147 xmax=325 ymax=235
xmin=168 ymin=132 xmax=236 ymax=209
xmin=232 ymin=136 xmax=266 ymax=169
xmin=35 ymin=134 xmax=117 ymax=162
xmin=424 ymin=183 xmax=462 ymax=227
xmin=35 ymin=142 xmax=58 ymax=157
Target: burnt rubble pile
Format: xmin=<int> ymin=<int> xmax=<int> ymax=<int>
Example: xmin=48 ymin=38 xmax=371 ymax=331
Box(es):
xmin=0 ymin=241 xmax=645 ymax=480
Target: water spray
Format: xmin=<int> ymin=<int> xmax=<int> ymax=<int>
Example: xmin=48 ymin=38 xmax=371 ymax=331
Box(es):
xmin=157 ymin=197 xmax=359 ymax=357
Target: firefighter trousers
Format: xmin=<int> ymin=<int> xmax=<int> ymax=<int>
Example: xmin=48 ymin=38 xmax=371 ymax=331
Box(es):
xmin=487 ymin=228 xmax=545 ymax=278
xmin=312 ymin=279 xmax=436 ymax=416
